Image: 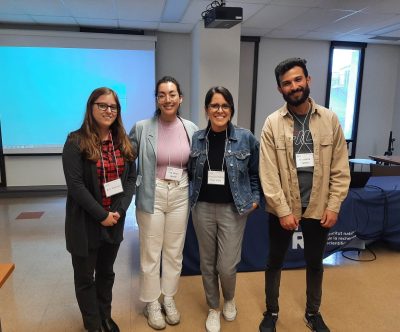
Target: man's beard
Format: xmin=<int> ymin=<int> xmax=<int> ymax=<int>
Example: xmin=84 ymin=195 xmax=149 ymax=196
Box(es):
xmin=282 ymin=84 xmax=310 ymax=107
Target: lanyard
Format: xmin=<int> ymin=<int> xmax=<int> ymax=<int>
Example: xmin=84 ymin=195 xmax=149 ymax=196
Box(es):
xmin=100 ymin=131 xmax=120 ymax=183
xmin=290 ymin=108 xmax=312 ymax=154
xmin=158 ymin=118 xmax=184 ymax=169
xmin=205 ymin=127 xmax=228 ymax=172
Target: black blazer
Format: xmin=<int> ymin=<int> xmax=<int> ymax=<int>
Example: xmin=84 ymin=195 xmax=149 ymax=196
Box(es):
xmin=62 ymin=133 xmax=136 ymax=257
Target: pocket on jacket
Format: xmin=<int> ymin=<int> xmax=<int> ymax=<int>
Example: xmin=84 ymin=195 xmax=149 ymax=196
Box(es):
xmin=234 ymin=150 xmax=251 ymax=172
xmin=320 ymin=135 xmax=333 ymax=166
xmin=275 ymin=137 xmax=286 ymax=150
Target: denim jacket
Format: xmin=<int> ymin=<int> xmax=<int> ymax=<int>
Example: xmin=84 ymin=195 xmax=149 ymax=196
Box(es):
xmin=189 ymin=122 xmax=261 ymax=215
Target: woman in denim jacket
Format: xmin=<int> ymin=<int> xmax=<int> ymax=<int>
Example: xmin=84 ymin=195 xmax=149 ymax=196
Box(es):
xmin=189 ymin=86 xmax=261 ymax=332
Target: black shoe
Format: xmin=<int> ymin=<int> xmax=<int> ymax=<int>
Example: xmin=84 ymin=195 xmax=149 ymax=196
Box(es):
xmin=102 ymin=317 xmax=120 ymax=332
xmin=259 ymin=311 xmax=278 ymax=332
xmin=304 ymin=312 xmax=330 ymax=332
xmin=87 ymin=329 xmax=102 ymax=332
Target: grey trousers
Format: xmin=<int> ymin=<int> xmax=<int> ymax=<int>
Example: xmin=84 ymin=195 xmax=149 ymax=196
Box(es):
xmin=192 ymin=202 xmax=247 ymax=309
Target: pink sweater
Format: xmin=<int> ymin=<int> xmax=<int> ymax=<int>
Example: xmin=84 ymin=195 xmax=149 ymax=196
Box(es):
xmin=156 ymin=117 xmax=190 ymax=179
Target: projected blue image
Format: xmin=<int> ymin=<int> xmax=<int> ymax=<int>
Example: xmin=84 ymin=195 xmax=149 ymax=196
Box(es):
xmin=0 ymin=46 xmax=155 ymax=154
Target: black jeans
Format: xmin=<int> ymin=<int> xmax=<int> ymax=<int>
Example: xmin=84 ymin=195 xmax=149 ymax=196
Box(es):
xmin=265 ymin=213 xmax=329 ymax=314
xmin=71 ymin=242 xmax=120 ymax=330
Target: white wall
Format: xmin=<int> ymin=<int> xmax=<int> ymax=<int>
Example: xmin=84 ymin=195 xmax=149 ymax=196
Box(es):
xmin=155 ymin=32 xmax=192 ymax=120
xmin=191 ymin=22 xmax=241 ymax=130
xmin=5 ymin=155 xmax=64 ymax=186
xmin=356 ymin=44 xmax=400 ymax=157
xmin=238 ymin=40 xmax=255 ymax=130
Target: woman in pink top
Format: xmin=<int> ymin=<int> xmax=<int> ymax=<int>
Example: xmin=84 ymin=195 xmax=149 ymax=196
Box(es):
xmin=129 ymin=76 xmax=198 ymax=330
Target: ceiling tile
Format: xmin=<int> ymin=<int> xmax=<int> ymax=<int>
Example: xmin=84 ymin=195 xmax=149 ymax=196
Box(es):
xmin=0 ymin=0 xmax=28 ymax=15
xmin=269 ymin=0 xmax=321 ymax=6
xmin=242 ymin=4 xmax=309 ymax=29
xmin=240 ymin=26 xmax=271 ymax=37
xmin=351 ymin=15 xmax=400 ymax=34
xmin=266 ymin=28 xmax=309 ymax=39
xmin=233 ymin=0 xmax=272 ymax=4
xmin=159 ymin=22 xmax=194 ymax=33
xmin=116 ymin=0 xmax=164 ymax=21
xmin=10 ymin=0 xmax=70 ymax=16
xmin=62 ymin=0 xmax=117 ymax=19
xmin=161 ymin=0 xmax=191 ymax=23
xmin=278 ymin=8 xmax=355 ymax=31
xmin=317 ymin=0 xmax=377 ymax=11
xmin=118 ymin=19 xmax=159 ymax=30
xmin=75 ymin=17 xmax=118 ymax=28
xmin=0 ymin=13 xmax=35 ymax=23
xmin=316 ymin=11 xmax=396 ymax=34
xmin=362 ymin=0 xmax=400 ymax=15
xmin=31 ymin=15 xmax=77 ymax=25
xmin=381 ymin=29 xmax=400 ymax=38
xmin=301 ymin=30 xmax=347 ymax=41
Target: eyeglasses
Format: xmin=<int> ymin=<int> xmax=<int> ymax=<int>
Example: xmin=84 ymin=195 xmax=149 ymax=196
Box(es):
xmin=208 ymin=103 xmax=231 ymax=112
xmin=94 ymin=103 xmax=119 ymax=114
xmin=157 ymin=93 xmax=179 ymax=103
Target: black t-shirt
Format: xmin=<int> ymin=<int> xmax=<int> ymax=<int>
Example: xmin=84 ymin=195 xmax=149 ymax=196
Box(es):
xmin=290 ymin=110 xmax=314 ymax=207
xmin=197 ymin=128 xmax=233 ymax=203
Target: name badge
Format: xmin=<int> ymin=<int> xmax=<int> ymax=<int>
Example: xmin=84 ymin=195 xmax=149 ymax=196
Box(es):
xmin=165 ymin=166 xmax=183 ymax=181
xmin=296 ymin=153 xmax=314 ymax=168
xmin=104 ymin=178 xmax=124 ymax=197
xmin=208 ymin=170 xmax=225 ymax=185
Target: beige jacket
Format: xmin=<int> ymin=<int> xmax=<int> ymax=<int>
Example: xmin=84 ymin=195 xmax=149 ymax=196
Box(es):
xmin=259 ymin=98 xmax=350 ymax=220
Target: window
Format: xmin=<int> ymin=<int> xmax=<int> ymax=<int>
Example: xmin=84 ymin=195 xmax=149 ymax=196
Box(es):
xmin=325 ymin=41 xmax=366 ymax=158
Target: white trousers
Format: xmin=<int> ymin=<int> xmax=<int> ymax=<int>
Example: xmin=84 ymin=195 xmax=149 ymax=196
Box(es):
xmin=136 ymin=174 xmax=189 ymax=302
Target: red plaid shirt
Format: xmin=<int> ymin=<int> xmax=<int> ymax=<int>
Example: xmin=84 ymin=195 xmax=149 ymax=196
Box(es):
xmin=96 ymin=139 xmax=125 ymax=210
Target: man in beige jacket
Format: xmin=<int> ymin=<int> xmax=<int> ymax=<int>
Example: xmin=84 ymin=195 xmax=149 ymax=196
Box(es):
xmin=258 ymin=58 xmax=350 ymax=332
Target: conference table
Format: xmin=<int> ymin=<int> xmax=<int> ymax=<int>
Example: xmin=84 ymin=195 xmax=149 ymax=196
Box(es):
xmin=182 ymin=177 xmax=400 ymax=275
xmin=369 ymin=155 xmax=400 ymax=165
xmin=0 ymin=263 xmax=15 ymax=332
xmin=0 ymin=263 xmax=14 ymax=289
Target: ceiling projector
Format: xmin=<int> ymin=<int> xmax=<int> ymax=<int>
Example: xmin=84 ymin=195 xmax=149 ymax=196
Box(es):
xmin=203 ymin=6 xmax=243 ymax=29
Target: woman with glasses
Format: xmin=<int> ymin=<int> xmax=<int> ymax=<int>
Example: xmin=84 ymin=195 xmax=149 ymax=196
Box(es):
xmin=62 ymin=87 xmax=136 ymax=332
xmin=129 ymin=76 xmax=198 ymax=330
xmin=189 ymin=86 xmax=261 ymax=332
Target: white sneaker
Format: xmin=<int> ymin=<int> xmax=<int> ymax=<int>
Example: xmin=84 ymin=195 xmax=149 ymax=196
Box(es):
xmin=222 ymin=298 xmax=237 ymax=321
xmin=143 ymin=301 xmax=166 ymax=330
xmin=163 ymin=297 xmax=180 ymax=325
xmin=206 ymin=309 xmax=221 ymax=332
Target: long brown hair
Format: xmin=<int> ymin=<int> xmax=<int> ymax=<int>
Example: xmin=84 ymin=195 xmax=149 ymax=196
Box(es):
xmin=71 ymin=87 xmax=135 ymax=162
